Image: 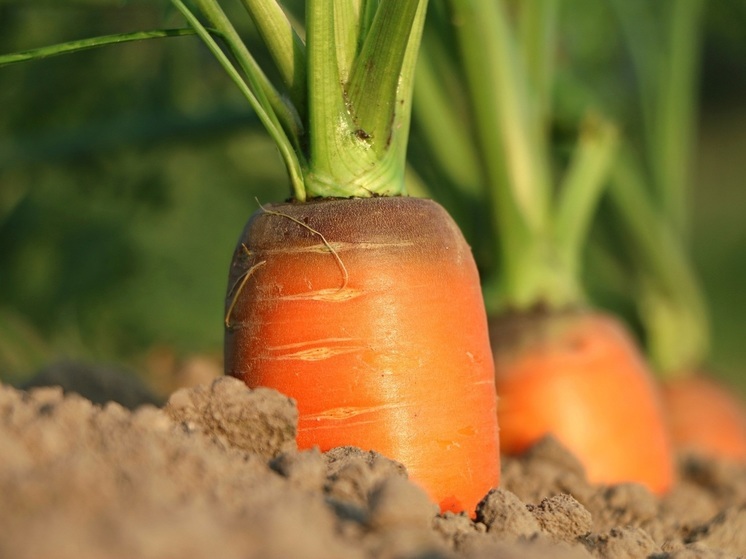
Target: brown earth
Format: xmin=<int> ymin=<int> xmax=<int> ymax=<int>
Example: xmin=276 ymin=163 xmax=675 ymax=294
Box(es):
xmin=1 ymin=369 xmax=745 ymax=559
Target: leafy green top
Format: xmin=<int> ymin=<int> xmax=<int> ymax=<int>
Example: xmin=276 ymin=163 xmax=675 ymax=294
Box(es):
xmin=414 ymin=0 xmax=618 ymax=314
xmin=172 ymin=0 xmax=428 ymax=201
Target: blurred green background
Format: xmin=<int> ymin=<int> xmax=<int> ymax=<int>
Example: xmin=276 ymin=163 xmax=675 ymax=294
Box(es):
xmin=0 ymin=0 xmax=744 ymax=395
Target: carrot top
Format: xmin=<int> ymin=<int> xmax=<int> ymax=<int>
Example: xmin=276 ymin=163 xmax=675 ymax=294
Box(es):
xmin=172 ymin=0 xmax=428 ymax=202
xmin=413 ymin=1 xmax=618 ymax=315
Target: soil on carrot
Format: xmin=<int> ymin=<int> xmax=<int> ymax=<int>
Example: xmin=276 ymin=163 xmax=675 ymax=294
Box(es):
xmin=1 ymin=367 xmax=745 ymax=559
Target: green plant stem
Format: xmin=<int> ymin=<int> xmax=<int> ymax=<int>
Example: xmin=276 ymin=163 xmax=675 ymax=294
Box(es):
xmin=304 ymin=0 xmax=375 ymax=196
xmin=330 ymin=0 xmax=363 ymax=83
xmin=607 ymin=0 xmax=707 ymax=377
xmin=239 ymin=0 xmax=307 ymax=120
xmin=554 ymin=113 xmax=618 ymax=292
xmin=518 ymin=0 xmax=558 ymax=153
xmin=304 ymin=0 xmax=427 ymax=198
xmin=0 ymin=28 xmax=195 ymax=67
xmin=192 ymin=0 xmax=303 ymax=147
xmin=448 ymin=0 xmax=617 ymax=313
xmin=347 ymin=0 xmax=422 ymax=155
xmin=653 ymin=0 xmax=704 ymax=237
xmin=611 ymin=0 xmax=704 ymax=237
xmin=449 ymin=0 xmax=546 ymax=310
xmin=173 ymin=0 xmax=305 ymax=200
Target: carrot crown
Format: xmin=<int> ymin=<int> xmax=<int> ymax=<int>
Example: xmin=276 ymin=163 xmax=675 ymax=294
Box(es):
xmin=171 ymin=0 xmax=429 ymax=202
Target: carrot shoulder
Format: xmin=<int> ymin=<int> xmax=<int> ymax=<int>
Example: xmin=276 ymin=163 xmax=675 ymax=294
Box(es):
xmin=225 ymin=196 xmax=500 ymax=514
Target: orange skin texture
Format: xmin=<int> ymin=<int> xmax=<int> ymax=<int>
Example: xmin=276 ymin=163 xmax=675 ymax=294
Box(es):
xmin=662 ymin=374 xmax=746 ymax=463
xmin=225 ymin=197 xmax=500 ymax=515
xmin=492 ymin=311 xmax=674 ymax=494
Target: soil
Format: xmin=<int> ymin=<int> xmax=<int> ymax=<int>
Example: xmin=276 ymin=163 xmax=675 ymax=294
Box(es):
xmin=1 ymin=365 xmax=746 ymax=559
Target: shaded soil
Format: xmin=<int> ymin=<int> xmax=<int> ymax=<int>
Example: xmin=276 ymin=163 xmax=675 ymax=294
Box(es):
xmin=1 ymin=371 xmax=746 ymax=559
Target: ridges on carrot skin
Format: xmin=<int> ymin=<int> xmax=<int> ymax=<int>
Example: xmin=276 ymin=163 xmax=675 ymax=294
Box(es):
xmin=224 ymin=197 xmax=500 ymax=515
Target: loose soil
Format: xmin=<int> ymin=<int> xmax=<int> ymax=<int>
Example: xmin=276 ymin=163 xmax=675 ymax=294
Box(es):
xmin=1 ymin=367 xmax=745 ymax=559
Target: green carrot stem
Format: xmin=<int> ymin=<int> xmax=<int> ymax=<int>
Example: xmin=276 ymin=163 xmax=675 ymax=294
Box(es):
xmin=174 ymin=0 xmax=305 ymax=200
xmin=518 ymin=0 xmax=558 ymax=152
xmin=608 ymin=0 xmax=707 ymax=376
xmin=652 ymin=0 xmax=704 ymax=237
xmin=192 ymin=0 xmax=303 ymax=147
xmin=238 ymin=0 xmax=308 ymax=120
xmin=0 ymin=29 xmax=195 ymax=67
xmin=449 ymin=0 xmax=543 ymax=310
xmin=554 ymin=113 xmax=618 ymax=294
xmin=329 ymin=0 xmax=363 ymax=84
xmin=448 ymin=0 xmax=616 ymax=312
xmin=347 ymin=0 xmax=422 ymax=156
xmin=451 ymin=0 xmax=550 ymax=236
xmin=611 ymin=0 xmax=704 ymax=237
xmin=304 ymin=0 xmax=427 ymax=198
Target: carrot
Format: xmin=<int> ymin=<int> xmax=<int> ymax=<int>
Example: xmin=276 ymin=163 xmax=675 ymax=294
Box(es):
xmin=662 ymin=375 xmax=746 ymax=463
xmin=169 ymin=0 xmax=500 ymax=515
xmin=413 ymin=0 xmax=674 ymax=493
xmin=492 ymin=310 xmax=674 ymax=492
xmin=225 ymin=197 xmax=499 ymax=512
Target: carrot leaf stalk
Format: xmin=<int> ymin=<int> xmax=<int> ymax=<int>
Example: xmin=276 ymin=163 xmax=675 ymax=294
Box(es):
xmin=0 ymin=28 xmax=196 ymax=67
xmin=172 ymin=0 xmax=306 ymax=199
xmin=607 ymin=148 xmax=709 ymax=378
xmin=446 ymin=0 xmax=617 ymax=314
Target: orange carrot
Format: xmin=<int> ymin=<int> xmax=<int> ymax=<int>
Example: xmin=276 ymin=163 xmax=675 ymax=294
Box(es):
xmin=225 ymin=197 xmax=500 ymax=514
xmin=662 ymin=374 xmax=746 ymax=464
xmin=491 ymin=310 xmax=674 ymax=494
xmin=170 ymin=0 xmax=501 ymax=515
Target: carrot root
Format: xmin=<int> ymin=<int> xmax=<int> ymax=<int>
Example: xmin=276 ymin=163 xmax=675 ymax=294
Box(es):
xmin=491 ymin=309 xmax=675 ymax=494
xmin=225 ymin=196 xmax=500 ymax=514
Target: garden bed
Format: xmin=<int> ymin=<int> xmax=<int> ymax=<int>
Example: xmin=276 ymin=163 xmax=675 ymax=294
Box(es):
xmin=1 ymin=373 xmax=745 ymax=559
